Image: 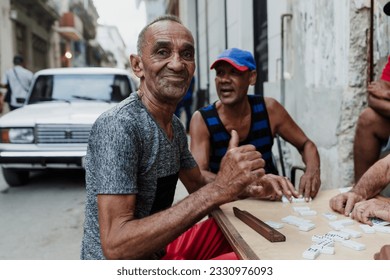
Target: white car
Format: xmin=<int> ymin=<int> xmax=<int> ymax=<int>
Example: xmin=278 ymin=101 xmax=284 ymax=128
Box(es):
xmin=0 ymin=67 xmax=138 ymax=186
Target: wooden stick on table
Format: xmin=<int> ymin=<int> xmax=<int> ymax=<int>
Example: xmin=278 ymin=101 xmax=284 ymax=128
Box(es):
xmin=233 ymin=207 xmax=286 ymax=242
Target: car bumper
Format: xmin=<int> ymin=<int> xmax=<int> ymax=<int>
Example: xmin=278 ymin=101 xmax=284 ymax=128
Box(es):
xmin=0 ymin=150 xmax=86 ymax=169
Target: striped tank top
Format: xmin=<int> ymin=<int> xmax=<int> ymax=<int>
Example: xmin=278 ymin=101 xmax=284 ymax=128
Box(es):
xmin=198 ymin=95 xmax=278 ymax=175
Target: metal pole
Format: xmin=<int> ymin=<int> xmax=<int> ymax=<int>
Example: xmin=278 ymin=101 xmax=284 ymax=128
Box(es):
xmin=368 ymin=0 xmax=374 ymax=84
xmin=205 ymin=1 xmax=210 ymax=104
xmin=280 ymin=13 xmax=292 ymax=107
xmin=195 ymin=0 xmax=201 ymax=91
xmin=224 ymin=0 xmax=228 ymax=49
xmin=278 ymin=13 xmax=292 ymax=177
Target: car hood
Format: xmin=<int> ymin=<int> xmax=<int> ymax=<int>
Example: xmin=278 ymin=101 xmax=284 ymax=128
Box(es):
xmin=0 ymin=102 xmax=117 ymax=127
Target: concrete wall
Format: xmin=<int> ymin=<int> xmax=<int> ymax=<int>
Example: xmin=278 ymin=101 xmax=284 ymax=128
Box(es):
xmin=265 ymin=0 xmax=390 ymax=189
xmin=265 ymin=0 xmax=355 ymax=189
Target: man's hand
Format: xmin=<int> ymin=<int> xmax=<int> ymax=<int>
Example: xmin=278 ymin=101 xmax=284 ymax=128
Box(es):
xmin=351 ymin=198 xmax=390 ymax=225
xmin=367 ymin=80 xmax=390 ymax=100
xmin=214 ymin=130 xmax=265 ymax=203
xmin=374 ymin=245 xmax=390 ymax=260
xmin=329 ymin=191 xmax=365 ymax=216
xmin=299 ymin=169 xmax=321 ymax=201
xmin=242 ymin=174 xmax=299 ymax=201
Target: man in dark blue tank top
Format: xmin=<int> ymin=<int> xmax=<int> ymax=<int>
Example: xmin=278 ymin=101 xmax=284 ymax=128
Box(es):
xmin=190 ymin=48 xmax=321 ymax=202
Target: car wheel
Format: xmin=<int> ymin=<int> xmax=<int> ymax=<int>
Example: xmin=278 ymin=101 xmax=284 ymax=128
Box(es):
xmin=2 ymin=168 xmax=29 ymax=187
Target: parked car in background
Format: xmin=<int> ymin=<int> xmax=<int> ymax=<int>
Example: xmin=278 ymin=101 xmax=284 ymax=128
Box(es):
xmin=0 ymin=67 xmax=137 ymax=186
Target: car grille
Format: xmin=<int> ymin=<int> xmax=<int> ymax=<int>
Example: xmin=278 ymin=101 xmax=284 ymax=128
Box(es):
xmin=36 ymin=124 xmax=92 ymax=144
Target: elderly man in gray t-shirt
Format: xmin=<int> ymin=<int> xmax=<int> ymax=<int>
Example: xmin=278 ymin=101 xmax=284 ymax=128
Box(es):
xmin=81 ymin=15 xmax=266 ymax=260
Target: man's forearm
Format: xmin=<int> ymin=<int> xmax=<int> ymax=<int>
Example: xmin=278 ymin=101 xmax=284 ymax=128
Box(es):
xmin=102 ymin=182 xmax=223 ymax=259
xmin=301 ymin=140 xmax=320 ymax=172
xmin=367 ymin=95 xmax=390 ymax=118
xmin=353 ymin=156 xmax=390 ymax=198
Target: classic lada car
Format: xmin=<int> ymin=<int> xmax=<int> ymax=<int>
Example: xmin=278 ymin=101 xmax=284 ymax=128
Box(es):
xmin=0 ymin=67 xmax=137 ymax=186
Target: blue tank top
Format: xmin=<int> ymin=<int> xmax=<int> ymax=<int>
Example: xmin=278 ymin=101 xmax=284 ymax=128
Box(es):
xmin=199 ymin=95 xmax=278 ymax=175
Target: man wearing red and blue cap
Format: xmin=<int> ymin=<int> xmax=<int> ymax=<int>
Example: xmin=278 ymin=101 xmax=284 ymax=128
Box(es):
xmin=190 ymin=48 xmax=321 ymax=202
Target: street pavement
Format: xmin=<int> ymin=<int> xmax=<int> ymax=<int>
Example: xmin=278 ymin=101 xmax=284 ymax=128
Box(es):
xmin=0 ymin=169 xmax=188 ymax=260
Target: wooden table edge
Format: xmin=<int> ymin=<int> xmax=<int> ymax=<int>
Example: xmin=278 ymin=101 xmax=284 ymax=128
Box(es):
xmin=211 ymin=207 xmax=259 ymax=260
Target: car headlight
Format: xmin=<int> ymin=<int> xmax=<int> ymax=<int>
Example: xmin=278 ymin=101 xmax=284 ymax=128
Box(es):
xmin=1 ymin=128 xmax=34 ymax=143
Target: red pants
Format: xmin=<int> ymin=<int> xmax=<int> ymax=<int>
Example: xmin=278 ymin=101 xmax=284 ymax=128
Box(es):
xmin=162 ymin=218 xmax=238 ymax=260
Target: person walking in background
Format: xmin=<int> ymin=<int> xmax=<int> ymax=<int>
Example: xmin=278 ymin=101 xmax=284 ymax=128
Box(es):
xmin=175 ymin=76 xmax=195 ymax=132
xmin=0 ymin=55 xmax=33 ymax=112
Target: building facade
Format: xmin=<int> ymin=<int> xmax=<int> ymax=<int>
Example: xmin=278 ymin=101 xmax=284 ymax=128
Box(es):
xmin=0 ymin=0 xmax=127 ymax=80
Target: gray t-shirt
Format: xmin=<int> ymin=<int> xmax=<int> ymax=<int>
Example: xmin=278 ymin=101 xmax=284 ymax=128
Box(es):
xmin=80 ymin=92 xmax=197 ymax=260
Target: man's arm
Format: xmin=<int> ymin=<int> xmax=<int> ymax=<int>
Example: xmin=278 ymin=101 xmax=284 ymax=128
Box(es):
xmin=330 ymin=154 xmax=390 ymax=216
xmin=367 ymin=94 xmax=390 ymax=118
xmin=367 ymin=80 xmax=390 ymax=118
xmin=265 ymin=97 xmax=321 ymax=200
xmin=98 ymin=185 xmax=224 ymax=259
xmin=179 ymin=166 xmax=210 ymax=194
xmin=351 ymin=154 xmax=390 ymax=198
xmin=99 ymin=130 xmax=265 ymax=259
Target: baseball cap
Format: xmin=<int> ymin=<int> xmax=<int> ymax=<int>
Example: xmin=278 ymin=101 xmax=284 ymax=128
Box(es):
xmin=210 ymin=48 xmax=256 ymax=71
xmin=384 ymin=1 xmax=390 ymax=16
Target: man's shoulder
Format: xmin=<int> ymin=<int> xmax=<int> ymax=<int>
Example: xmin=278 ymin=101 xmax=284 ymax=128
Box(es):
xmin=263 ymin=96 xmax=280 ymax=107
xmin=95 ymin=93 xmax=141 ymax=123
xmin=16 ymin=66 xmax=33 ymax=76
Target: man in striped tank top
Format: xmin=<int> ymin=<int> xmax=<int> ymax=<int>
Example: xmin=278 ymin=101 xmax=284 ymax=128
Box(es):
xmin=190 ymin=48 xmax=321 ymax=202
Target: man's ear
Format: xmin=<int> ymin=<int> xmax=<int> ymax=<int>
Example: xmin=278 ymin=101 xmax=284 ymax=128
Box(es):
xmin=130 ymin=54 xmax=144 ymax=78
xmin=249 ymin=70 xmax=257 ymax=86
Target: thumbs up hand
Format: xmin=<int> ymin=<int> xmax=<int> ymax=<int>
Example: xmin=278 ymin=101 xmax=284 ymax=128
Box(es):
xmin=213 ymin=130 xmax=265 ymax=204
xmin=227 ymin=128 xmax=240 ymax=150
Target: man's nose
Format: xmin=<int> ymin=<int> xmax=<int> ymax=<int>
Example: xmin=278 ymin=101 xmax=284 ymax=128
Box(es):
xmin=167 ymin=53 xmax=185 ymax=70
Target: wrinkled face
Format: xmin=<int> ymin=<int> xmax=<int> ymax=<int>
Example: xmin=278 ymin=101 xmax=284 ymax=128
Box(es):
xmin=214 ymin=61 xmax=256 ymax=105
xmin=138 ymin=21 xmax=195 ymax=103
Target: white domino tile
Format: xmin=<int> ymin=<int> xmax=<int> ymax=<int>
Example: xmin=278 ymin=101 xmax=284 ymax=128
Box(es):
xmin=359 ymin=224 xmax=375 ymax=234
xmin=265 ymin=221 xmax=284 ymax=229
xmin=302 ymin=247 xmax=321 ymax=260
xmin=341 ymin=239 xmax=366 ymax=251
xmin=340 ymin=228 xmax=362 ymax=238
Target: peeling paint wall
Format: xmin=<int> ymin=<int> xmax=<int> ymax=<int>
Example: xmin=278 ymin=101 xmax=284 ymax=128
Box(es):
xmin=266 ymin=0 xmax=389 ymax=189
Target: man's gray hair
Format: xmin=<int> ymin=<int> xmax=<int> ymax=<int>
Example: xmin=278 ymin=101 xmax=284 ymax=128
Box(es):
xmin=137 ymin=14 xmax=183 ymax=55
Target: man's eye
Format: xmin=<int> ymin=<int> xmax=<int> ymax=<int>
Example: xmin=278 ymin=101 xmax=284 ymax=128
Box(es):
xmin=231 ymin=69 xmax=244 ymax=76
xmin=216 ymin=70 xmax=224 ymax=77
xmin=182 ymin=50 xmax=194 ymax=60
xmin=156 ymin=49 xmax=170 ymax=56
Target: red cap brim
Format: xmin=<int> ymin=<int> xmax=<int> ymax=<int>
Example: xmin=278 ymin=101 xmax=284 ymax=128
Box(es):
xmin=210 ymin=58 xmax=249 ymax=71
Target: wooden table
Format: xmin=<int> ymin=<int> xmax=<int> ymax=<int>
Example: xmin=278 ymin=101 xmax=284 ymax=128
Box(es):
xmin=212 ymin=189 xmax=389 ymax=260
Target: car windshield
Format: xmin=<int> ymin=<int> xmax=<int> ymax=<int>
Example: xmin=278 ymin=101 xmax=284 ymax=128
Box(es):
xmin=28 ymin=73 xmax=132 ymax=104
